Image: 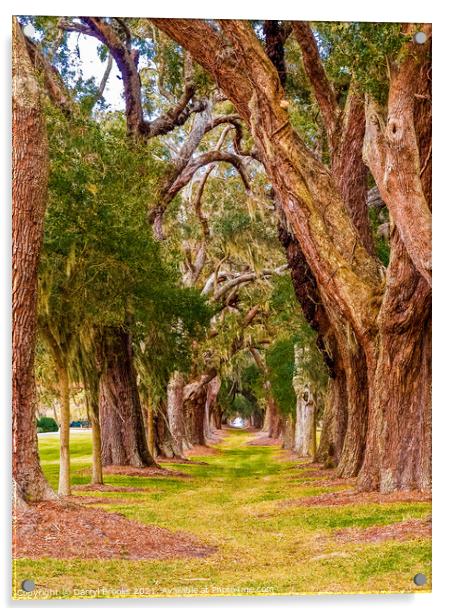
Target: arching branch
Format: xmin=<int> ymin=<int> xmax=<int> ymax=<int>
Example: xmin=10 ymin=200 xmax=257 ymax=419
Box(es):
xmin=149 ymin=146 xmax=251 ymax=239
xmin=168 ymin=150 xmax=250 ymax=202
xmin=152 ymin=18 xmax=382 ymax=339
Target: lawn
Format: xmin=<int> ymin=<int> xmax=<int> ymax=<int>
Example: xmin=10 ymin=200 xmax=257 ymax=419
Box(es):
xmin=13 ymin=429 xmax=431 ymax=599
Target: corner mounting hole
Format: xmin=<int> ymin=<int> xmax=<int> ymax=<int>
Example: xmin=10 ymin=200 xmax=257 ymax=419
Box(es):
xmin=21 ymin=579 xmax=35 ymax=592
xmin=414 ymin=32 xmax=427 ymax=44
xmin=413 ymin=573 xmax=426 ymax=586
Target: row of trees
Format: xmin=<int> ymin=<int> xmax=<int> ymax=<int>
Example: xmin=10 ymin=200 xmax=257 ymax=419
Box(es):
xmin=13 ymin=16 xmax=431 ymax=504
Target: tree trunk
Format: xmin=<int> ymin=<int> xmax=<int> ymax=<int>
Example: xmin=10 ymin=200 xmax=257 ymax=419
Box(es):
xmin=213 ymin=405 xmax=224 ymax=430
xmin=154 ymin=402 xmax=183 ymax=458
xmin=146 ymin=399 xmax=155 ymax=458
xmin=367 ymin=316 xmax=431 ymax=492
xmin=81 ymin=366 xmax=103 ymax=485
xmin=295 ymin=386 xmax=317 ymax=457
xmin=250 ymin=409 xmax=263 ymax=430
xmin=12 ymin=18 xmax=54 ymax=502
xmin=316 ymin=372 xmax=347 ymax=466
xmin=358 ymin=232 xmax=431 ymax=492
xmin=57 ymin=361 xmax=71 ymax=496
xmin=183 ymin=372 xmax=217 ymax=446
xmin=99 ymin=328 xmax=156 ymax=467
xmin=184 ymin=390 xmax=207 ymax=446
xmin=90 ymin=400 xmax=103 ymax=485
xmin=205 ymin=376 xmax=221 ymax=438
xmin=334 ymin=333 xmax=369 ymax=477
xmin=282 ymin=415 xmax=295 ymax=449
xmin=267 ymin=396 xmax=282 ymax=439
xmin=167 ymin=371 xmax=190 ymax=452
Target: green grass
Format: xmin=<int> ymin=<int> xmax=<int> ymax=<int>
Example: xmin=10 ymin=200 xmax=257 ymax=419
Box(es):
xmin=13 ymin=429 xmax=431 ymax=599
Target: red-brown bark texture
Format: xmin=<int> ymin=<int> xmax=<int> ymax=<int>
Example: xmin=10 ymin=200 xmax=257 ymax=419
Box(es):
xmin=99 ymin=329 xmax=156 ymax=467
xmin=12 ymin=18 xmax=55 ymax=503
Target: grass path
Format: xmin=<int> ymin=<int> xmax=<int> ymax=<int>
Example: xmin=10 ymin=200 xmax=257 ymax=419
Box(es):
xmin=14 ymin=429 xmax=431 ymax=598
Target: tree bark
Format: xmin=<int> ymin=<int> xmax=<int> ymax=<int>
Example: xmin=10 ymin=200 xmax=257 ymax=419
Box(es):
xmin=183 ymin=371 xmax=217 ymax=446
xmin=184 ymin=388 xmax=207 ymax=446
xmin=267 ymin=396 xmax=282 ymax=439
xmin=146 ymin=398 xmax=155 ymax=459
xmin=57 ymin=361 xmax=71 ymax=496
xmin=358 ymin=231 xmax=431 ymax=491
xmin=334 ymin=329 xmax=369 ymax=477
xmin=12 ymin=18 xmax=54 ymax=502
xmin=316 ymin=371 xmax=348 ymax=467
xmin=213 ymin=405 xmax=224 ymax=430
xmin=205 ymin=376 xmax=221 ymax=438
xmin=81 ymin=364 xmax=103 ymax=485
xmin=295 ymin=390 xmax=316 ymax=458
xmin=282 ymin=415 xmax=295 ymax=449
xmin=363 ymin=25 xmax=432 ymax=286
xmin=90 ymin=399 xmax=103 ymax=485
xmin=167 ymin=371 xmax=189 ymax=452
xmin=154 ymin=401 xmax=183 ymax=458
xmin=99 ymin=328 xmax=156 ymax=467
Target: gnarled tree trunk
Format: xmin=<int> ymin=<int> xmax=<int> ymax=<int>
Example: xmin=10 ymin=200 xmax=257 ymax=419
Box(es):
xmin=267 ymin=396 xmax=282 ymax=439
xmin=99 ymin=328 xmax=155 ymax=467
xmin=183 ymin=371 xmax=217 ymax=446
xmin=12 ymin=18 xmax=54 ymax=503
xmin=358 ymin=232 xmax=431 ymax=492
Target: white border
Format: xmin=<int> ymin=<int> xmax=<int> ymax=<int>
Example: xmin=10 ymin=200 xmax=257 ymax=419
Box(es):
xmin=2 ymin=1 xmax=448 ymax=614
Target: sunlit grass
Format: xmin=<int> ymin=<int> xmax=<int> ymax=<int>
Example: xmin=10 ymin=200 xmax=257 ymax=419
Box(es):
xmin=13 ymin=429 xmax=431 ymax=598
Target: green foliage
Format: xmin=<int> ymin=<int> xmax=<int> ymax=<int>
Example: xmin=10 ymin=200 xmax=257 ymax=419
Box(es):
xmin=315 ymin=22 xmax=405 ymax=103
xmin=39 ymin=108 xmax=211 ymax=398
xmin=36 ymin=416 xmax=59 ymax=433
xmin=263 ymin=276 xmax=328 ymax=414
xmin=266 ymin=337 xmax=296 ymax=416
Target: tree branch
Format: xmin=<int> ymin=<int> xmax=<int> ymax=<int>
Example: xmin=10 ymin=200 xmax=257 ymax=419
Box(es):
xmin=87 ymin=52 xmax=113 ymax=111
xmin=292 ymin=21 xmax=339 ymax=148
xmin=212 ymin=265 xmax=288 ymax=302
xmin=168 ymin=150 xmax=250 ymax=202
xmin=148 ymin=138 xmax=251 ymax=239
xmin=73 ymin=17 xmax=205 ymax=139
xmin=24 ymin=35 xmax=73 ymax=114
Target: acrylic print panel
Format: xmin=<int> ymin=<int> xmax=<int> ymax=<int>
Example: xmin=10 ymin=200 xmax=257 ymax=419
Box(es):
xmin=12 ymin=15 xmax=431 ymax=600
